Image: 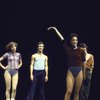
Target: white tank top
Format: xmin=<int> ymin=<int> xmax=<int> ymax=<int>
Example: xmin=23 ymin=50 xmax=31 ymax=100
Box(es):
xmin=34 ymin=55 xmax=46 ymax=70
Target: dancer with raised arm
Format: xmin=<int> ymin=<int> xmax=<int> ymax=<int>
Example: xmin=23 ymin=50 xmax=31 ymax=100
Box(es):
xmin=48 ymin=27 xmax=86 ymax=100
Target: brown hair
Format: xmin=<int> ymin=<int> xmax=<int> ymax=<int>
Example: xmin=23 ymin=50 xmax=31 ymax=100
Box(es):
xmin=6 ymin=42 xmax=18 ymax=51
xmin=37 ymin=42 xmax=44 ymax=47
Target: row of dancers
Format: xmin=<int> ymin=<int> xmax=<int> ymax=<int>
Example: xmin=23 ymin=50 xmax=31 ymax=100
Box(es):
xmin=0 ymin=27 xmax=94 ymax=100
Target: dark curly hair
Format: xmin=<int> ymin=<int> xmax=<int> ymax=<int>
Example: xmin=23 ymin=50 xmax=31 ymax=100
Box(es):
xmin=79 ymin=43 xmax=88 ymax=48
xmin=69 ymin=33 xmax=78 ymax=41
xmin=6 ymin=42 xmax=18 ymax=51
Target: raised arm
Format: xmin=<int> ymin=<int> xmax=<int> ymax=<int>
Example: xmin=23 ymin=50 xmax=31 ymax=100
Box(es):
xmin=47 ymin=26 xmax=64 ymax=41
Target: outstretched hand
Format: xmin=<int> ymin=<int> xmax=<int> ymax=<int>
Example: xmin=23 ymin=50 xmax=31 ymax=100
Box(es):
xmin=47 ymin=26 xmax=64 ymax=40
xmin=47 ymin=26 xmax=57 ymax=30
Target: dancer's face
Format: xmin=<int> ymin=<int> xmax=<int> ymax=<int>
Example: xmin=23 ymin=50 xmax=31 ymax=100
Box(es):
xmin=70 ymin=36 xmax=78 ymax=47
xmin=11 ymin=44 xmax=17 ymax=52
xmin=38 ymin=44 xmax=44 ymax=52
xmin=83 ymin=47 xmax=87 ymax=53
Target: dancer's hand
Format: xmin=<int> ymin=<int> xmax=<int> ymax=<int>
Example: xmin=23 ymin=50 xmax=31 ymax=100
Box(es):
xmin=45 ymin=76 xmax=48 ymax=82
xmin=90 ymin=68 xmax=93 ymax=74
xmin=4 ymin=65 xmax=8 ymax=70
xmin=47 ymin=26 xmax=64 ymax=40
xmin=0 ymin=65 xmax=7 ymax=70
xmin=47 ymin=26 xmax=57 ymax=30
xmin=2 ymin=66 xmax=6 ymax=70
xmin=30 ymin=74 xmax=34 ymax=81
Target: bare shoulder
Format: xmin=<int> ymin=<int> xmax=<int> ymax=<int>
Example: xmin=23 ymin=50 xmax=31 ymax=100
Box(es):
xmin=31 ymin=53 xmax=37 ymax=58
xmin=16 ymin=52 xmax=21 ymax=55
xmin=90 ymin=53 xmax=94 ymax=58
xmin=43 ymin=54 xmax=48 ymax=59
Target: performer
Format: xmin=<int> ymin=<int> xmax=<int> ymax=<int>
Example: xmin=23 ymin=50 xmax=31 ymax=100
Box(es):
xmin=48 ymin=27 xmax=86 ymax=100
xmin=0 ymin=42 xmax=22 ymax=100
xmin=79 ymin=43 xmax=94 ymax=100
xmin=26 ymin=42 xmax=48 ymax=100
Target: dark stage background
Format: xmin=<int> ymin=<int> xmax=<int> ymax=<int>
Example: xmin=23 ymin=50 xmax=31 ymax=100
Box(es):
xmin=0 ymin=0 xmax=99 ymax=100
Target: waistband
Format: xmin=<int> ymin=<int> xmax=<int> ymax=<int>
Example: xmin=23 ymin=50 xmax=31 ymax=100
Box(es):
xmin=33 ymin=69 xmax=45 ymax=71
xmin=68 ymin=66 xmax=82 ymax=68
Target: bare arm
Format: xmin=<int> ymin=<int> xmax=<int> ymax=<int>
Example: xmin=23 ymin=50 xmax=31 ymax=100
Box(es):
xmin=0 ymin=63 xmax=6 ymax=70
xmin=0 ymin=57 xmax=4 ymax=62
xmin=47 ymin=26 xmax=64 ymax=41
xmin=91 ymin=55 xmax=94 ymax=68
xmin=30 ymin=55 xmax=35 ymax=80
xmin=83 ymin=62 xmax=86 ymax=79
xmin=45 ymin=56 xmax=48 ymax=82
xmin=0 ymin=57 xmax=6 ymax=70
xmin=18 ymin=59 xmax=22 ymax=69
xmin=90 ymin=55 xmax=94 ymax=73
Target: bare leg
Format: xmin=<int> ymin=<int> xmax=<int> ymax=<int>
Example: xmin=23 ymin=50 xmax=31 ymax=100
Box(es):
xmin=11 ymin=72 xmax=18 ymax=100
xmin=11 ymin=98 xmax=15 ymax=100
xmin=64 ymin=70 xmax=74 ymax=100
xmin=6 ymin=99 xmax=10 ymax=100
xmin=4 ymin=70 xmax=11 ymax=100
xmin=74 ymin=70 xmax=83 ymax=100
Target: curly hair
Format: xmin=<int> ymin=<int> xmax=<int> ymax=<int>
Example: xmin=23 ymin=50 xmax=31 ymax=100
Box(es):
xmin=79 ymin=43 xmax=88 ymax=48
xmin=6 ymin=42 xmax=18 ymax=51
xmin=69 ymin=33 xmax=78 ymax=41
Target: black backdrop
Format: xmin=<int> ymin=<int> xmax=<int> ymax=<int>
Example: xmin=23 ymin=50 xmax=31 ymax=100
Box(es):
xmin=0 ymin=0 xmax=99 ymax=100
